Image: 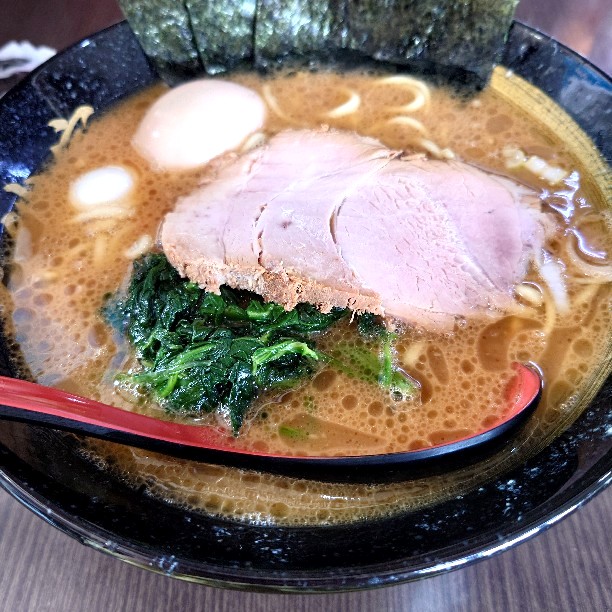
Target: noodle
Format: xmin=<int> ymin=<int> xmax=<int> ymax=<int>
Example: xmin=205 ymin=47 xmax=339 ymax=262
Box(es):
xmin=48 ymin=105 xmax=94 ymax=154
xmin=323 ymin=88 xmax=361 ymax=118
xmin=375 ymin=75 xmax=431 ymax=113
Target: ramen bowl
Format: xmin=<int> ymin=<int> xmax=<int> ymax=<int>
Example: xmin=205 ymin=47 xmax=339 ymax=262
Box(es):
xmin=0 ymin=21 xmax=610 ymax=592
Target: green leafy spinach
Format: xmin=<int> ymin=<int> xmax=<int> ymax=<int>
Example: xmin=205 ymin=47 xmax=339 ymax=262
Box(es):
xmin=104 ymin=253 xmax=416 ymax=434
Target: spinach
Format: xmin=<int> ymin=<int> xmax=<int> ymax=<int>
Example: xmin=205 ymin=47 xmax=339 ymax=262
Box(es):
xmin=349 ymin=312 xmax=414 ymax=399
xmin=104 ymin=253 xmax=416 ymax=434
xmin=356 ymin=312 xmax=386 ymax=338
xmin=326 ymin=338 xmax=414 ymax=401
xmin=104 ymin=253 xmax=346 ymax=432
xmin=278 ymin=425 xmax=310 ymax=441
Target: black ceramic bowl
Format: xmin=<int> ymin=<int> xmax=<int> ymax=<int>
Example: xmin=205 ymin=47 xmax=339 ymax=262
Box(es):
xmin=0 ymin=22 xmax=610 ymax=592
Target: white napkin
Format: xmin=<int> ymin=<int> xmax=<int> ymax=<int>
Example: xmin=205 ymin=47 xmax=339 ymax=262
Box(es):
xmin=0 ymin=41 xmax=56 ymax=78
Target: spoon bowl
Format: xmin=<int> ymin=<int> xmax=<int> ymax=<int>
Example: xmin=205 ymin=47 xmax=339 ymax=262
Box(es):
xmin=0 ymin=362 xmax=541 ymax=482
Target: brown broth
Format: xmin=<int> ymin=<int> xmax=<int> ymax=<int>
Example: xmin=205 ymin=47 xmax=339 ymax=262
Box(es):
xmin=1 ymin=66 xmax=611 ymax=525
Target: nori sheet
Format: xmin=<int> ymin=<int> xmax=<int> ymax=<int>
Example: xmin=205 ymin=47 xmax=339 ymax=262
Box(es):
xmin=186 ymin=0 xmax=256 ymax=74
xmin=343 ymin=0 xmax=519 ymax=84
xmin=252 ymin=0 xmax=519 ymax=85
xmin=254 ymin=0 xmax=346 ymax=66
xmin=119 ymin=0 xmax=520 ymax=86
xmin=117 ymin=0 xmax=202 ymax=83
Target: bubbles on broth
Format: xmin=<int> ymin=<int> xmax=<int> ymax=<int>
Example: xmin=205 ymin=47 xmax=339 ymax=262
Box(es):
xmin=1 ymin=67 xmax=611 ymax=526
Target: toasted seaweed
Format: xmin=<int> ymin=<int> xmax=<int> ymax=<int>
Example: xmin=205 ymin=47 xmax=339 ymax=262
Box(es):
xmin=119 ymin=0 xmax=519 ymax=87
xmin=117 ymin=0 xmax=203 ymax=83
xmin=344 ymin=0 xmax=519 ymax=85
xmin=186 ymin=0 xmax=256 ymax=74
xmin=254 ymin=0 xmax=346 ymax=67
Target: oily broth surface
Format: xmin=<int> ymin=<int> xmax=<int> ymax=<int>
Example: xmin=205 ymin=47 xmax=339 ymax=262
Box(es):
xmin=3 ymin=68 xmax=611 ymax=525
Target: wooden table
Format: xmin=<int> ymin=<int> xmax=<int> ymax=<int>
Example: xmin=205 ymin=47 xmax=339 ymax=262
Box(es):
xmin=0 ymin=2 xmax=610 ymax=610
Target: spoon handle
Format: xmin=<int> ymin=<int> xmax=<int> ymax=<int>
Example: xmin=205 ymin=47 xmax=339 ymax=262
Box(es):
xmin=0 ymin=375 xmax=234 ymax=449
xmin=0 ymin=364 xmax=542 ymax=482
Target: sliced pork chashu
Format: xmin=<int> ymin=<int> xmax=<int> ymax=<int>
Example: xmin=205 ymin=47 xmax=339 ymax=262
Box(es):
xmin=161 ymin=130 xmax=547 ymax=329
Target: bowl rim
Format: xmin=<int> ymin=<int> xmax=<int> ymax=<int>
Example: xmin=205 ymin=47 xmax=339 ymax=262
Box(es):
xmin=1 ymin=449 xmax=610 ymax=592
xmin=0 ymin=19 xmax=610 ymax=592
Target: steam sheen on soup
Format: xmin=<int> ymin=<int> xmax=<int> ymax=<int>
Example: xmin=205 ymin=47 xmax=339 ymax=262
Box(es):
xmin=2 ymin=66 xmax=610 ymax=525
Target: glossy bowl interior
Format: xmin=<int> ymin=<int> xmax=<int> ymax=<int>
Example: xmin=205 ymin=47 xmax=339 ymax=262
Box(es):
xmin=0 ymin=22 xmax=610 ymax=592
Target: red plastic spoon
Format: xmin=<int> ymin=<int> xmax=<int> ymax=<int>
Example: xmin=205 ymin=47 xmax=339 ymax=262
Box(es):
xmin=0 ymin=363 xmax=542 ymax=482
